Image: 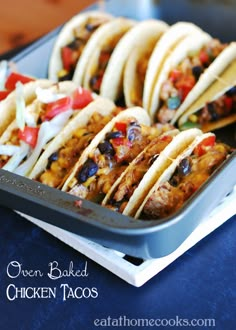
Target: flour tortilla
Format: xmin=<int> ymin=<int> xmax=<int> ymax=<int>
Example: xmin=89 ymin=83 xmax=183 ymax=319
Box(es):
xmin=135 ymin=132 xmax=214 ymax=219
xmin=73 ymin=17 xmax=136 ymax=87
xmin=148 ymin=31 xmax=212 ymax=121
xmin=29 ymin=97 xmax=116 ymax=181
xmin=100 ymin=19 xmax=169 ymax=102
xmin=48 ymin=11 xmax=113 ymax=82
xmin=177 ymin=59 xmax=236 ymax=132
xmin=0 ymin=79 xmax=53 ymax=137
xmin=61 ymin=107 xmax=151 ymax=192
xmin=143 ymin=22 xmax=204 ymax=112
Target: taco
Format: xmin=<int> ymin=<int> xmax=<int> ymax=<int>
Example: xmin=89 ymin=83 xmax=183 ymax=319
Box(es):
xmin=61 ymin=107 xmax=170 ymax=203
xmin=143 ymin=21 xmax=205 ymax=112
xmin=176 ymin=60 xmax=236 ymax=132
xmin=102 ymin=128 xmax=202 ymax=217
xmin=135 ymin=132 xmax=231 ymax=219
xmin=0 ymin=81 xmax=94 ymax=176
xmin=48 ymin=11 xmax=113 ymax=82
xmin=73 ymin=17 xmax=136 ymax=89
xmin=28 ymin=97 xmax=118 ymax=188
xmin=100 ymin=19 xmax=169 ymax=102
xmin=123 ymin=19 xmax=170 ymax=107
xmin=148 ymin=32 xmax=231 ymax=123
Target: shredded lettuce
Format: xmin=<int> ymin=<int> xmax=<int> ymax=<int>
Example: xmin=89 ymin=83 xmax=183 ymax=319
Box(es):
xmin=14 ymin=109 xmax=73 ymax=176
xmin=2 ymin=142 xmax=30 ymax=172
xmin=15 ymin=81 xmax=26 ymax=130
xmin=0 ymin=60 xmax=8 ymax=91
xmin=35 ymin=86 xmax=66 ymax=104
xmin=0 ymin=145 xmax=21 ymax=156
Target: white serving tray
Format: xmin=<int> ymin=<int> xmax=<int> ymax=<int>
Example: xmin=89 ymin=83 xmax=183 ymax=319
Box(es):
xmin=16 ymin=186 xmax=236 ymax=287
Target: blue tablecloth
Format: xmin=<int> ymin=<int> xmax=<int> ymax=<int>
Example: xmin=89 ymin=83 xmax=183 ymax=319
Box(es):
xmin=1 ymin=207 xmax=235 ymax=329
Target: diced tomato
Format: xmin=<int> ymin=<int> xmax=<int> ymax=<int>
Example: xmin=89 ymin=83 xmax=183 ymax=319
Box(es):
xmin=5 ymin=72 xmax=34 ymax=91
xmin=0 ymin=90 xmax=11 ymax=101
xmin=199 ymin=50 xmax=209 ymax=65
xmin=44 ymin=96 xmax=72 ymax=120
xmin=169 ymin=69 xmax=182 ymax=82
xmin=61 ymin=46 xmax=74 ymax=72
xmin=115 ymin=122 xmax=127 ymax=135
xmin=18 ymin=126 xmax=39 ymax=148
xmin=111 ymin=137 xmax=132 ymax=147
xmin=224 ymin=96 xmax=233 ymax=110
xmin=72 ymin=87 xmax=93 ymax=109
xmin=193 ymin=135 xmax=216 ymax=157
xmin=176 ymin=75 xmax=196 ymax=101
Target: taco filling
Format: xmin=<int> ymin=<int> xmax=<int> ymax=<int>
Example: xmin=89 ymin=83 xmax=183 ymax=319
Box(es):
xmin=38 ymin=109 xmax=120 ymax=188
xmin=141 ymin=135 xmax=231 ymax=219
xmin=58 ymin=16 xmax=109 ymax=81
xmin=105 ymin=134 xmax=174 ymax=213
xmin=157 ymin=39 xmax=226 ymax=123
xmin=68 ymin=120 xmax=164 ymax=202
xmin=181 ymin=86 xmax=236 ymax=130
xmin=89 ymin=34 xmax=127 ymax=94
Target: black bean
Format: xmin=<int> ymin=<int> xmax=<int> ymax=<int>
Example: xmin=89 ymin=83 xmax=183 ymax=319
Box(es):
xmin=67 ymin=38 xmax=83 ymax=50
xmin=98 ymin=141 xmax=115 ymax=155
xmin=169 ymin=175 xmax=180 ymax=187
xmin=207 ymin=102 xmax=219 ymax=121
xmin=105 ymin=131 xmax=123 ymax=140
xmin=77 ymin=159 xmax=98 ymax=183
xmin=192 ymin=65 xmax=203 ymax=80
xmin=85 ymin=23 xmax=98 ymax=32
xmin=47 ymin=151 xmax=59 ymax=169
xmin=177 ymin=158 xmax=192 ymax=177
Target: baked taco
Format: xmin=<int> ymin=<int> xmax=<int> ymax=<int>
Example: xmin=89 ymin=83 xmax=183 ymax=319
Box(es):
xmin=176 ymin=60 xmax=236 ymax=132
xmin=0 ymin=81 xmax=94 ymax=176
xmin=48 ymin=11 xmax=113 ymax=82
xmin=100 ymin=19 xmax=169 ymax=102
xmin=149 ymin=33 xmax=231 ymax=123
xmin=0 ymin=63 xmax=52 ymax=136
xmin=102 ymin=128 xmax=202 ymax=217
xmin=62 ymin=107 xmax=169 ymax=203
xmin=73 ymin=17 xmax=136 ymax=89
xmin=135 ymin=132 xmax=232 ymax=219
xmin=142 ymin=21 xmax=205 ymax=112
xmin=28 ymin=97 xmax=118 ymax=188
xmin=123 ymin=19 xmax=170 ymax=107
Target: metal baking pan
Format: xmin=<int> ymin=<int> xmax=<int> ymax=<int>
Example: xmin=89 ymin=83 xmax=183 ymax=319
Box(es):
xmin=0 ymin=0 xmax=236 ymax=259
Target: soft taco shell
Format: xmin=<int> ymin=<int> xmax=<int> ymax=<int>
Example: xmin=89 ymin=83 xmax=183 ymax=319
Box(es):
xmin=100 ymin=19 xmax=169 ymax=101
xmin=48 ymin=11 xmax=113 ymax=82
xmin=28 ymin=97 xmax=116 ymax=182
xmin=177 ymin=60 xmax=236 ymax=131
xmin=143 ymin=22 xmax=204 ymax=112
xmin=73 ymin=17 xmax=136 ymax=87
xmin=0 ymin=79 xmax=53 ymax=137
xmin=123 ymin=21 xmax=168 ymax=107
xmin=61 ymin=107 xmax=151 ymax=192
